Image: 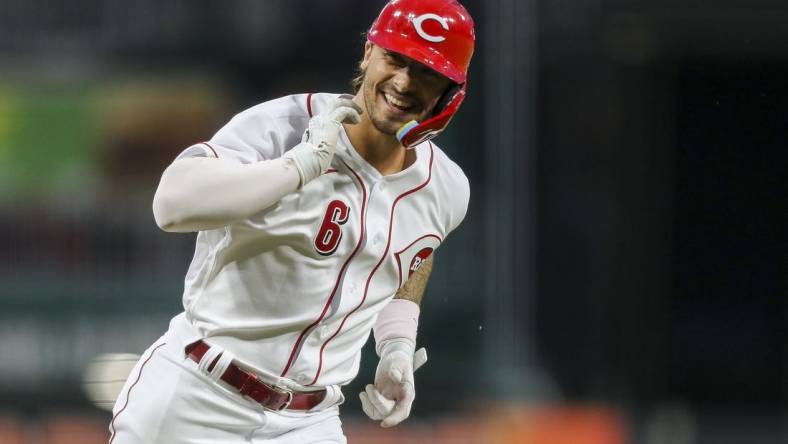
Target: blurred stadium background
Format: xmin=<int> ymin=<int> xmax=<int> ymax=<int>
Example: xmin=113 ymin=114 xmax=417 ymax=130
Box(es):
xmin=1 ymin=0 xmax=787 ymax=443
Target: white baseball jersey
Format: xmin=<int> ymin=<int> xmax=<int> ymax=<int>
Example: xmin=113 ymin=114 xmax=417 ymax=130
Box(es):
xmin=173 ymin=92 xmax=469 ymax=390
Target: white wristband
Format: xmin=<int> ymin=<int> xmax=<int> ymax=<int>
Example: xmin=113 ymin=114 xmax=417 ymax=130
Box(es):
xmin=373 ymin=299 xmax=420 ymax=357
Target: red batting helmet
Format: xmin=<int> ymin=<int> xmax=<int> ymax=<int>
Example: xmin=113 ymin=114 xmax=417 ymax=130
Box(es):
xmin=367 ymin=0 xmax=476 ymax=147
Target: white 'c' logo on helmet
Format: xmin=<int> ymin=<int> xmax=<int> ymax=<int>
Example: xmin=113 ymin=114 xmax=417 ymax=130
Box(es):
xmin=412 ymin=13 xmax=449 ymax=43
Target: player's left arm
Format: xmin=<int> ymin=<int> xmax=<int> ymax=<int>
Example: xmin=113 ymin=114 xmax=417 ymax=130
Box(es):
xmin=360 ymin=255 xmax=433 ymax=427
xmin=393 ymin=255 xmax=433 ymax=305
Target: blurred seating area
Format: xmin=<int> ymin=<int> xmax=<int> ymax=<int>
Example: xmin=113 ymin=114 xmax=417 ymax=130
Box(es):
xmin=0 ymin=406 xmax=627 ymax=444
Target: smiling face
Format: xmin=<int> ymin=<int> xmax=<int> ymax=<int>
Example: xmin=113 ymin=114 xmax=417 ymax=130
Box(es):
xmin=358 ymin=42 xmax=454 ymax=136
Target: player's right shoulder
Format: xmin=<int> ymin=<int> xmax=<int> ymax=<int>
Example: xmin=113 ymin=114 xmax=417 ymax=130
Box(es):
xmin=299 ymin=92 xmax=342 ymax=117
xmin=230 ymin=93 xmax=315 ymax=123
xmin=232 ymin=92 xmax=341 ymax=120
xmin=219 ymin=93 xmax=342 ymax=138
xmin=205 ymin=93 xmax=320 ymax=163
xmin=197 ymin=93 xmax=342 ymax=164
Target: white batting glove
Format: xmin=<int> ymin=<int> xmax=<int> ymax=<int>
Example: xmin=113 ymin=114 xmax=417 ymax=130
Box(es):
xmin=283 ymin=94 xmax=362 ymax=186
xmin=359 ymin=340 xmax=428 ymax=428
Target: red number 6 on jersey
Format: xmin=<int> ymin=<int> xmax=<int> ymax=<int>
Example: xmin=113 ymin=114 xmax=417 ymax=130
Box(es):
xmin=314 ymin=200 xmax=350 ymax=256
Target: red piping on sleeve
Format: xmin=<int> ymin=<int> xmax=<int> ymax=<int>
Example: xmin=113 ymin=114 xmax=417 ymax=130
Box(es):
xmin=394 ymin=233 xmax=442 ymax=288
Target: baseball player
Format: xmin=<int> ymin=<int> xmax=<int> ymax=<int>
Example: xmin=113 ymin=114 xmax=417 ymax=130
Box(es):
xmin=109 ymin=0 xmax=475 ymax=442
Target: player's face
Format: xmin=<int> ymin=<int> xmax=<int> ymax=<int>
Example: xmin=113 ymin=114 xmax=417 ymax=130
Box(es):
xmin=360 ymin=43 xmax=453 ymax=136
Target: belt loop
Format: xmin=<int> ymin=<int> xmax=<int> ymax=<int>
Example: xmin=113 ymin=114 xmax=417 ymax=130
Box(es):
xmin=196 ymin=345 xmax=235 ymax=384
xmin=208 ymin=352 xmax=234 ymax=383
xmin=197 ymin=345 xmax=223 ymax=375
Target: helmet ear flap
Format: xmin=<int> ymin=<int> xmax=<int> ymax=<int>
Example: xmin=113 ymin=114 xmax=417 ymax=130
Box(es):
xmin=397 ymin=85 xmax=466 ymax=148
xmin=433 ymin=83 xmax=462 ymax=117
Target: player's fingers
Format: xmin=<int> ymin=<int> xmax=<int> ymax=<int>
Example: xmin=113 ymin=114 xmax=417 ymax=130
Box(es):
xmin=359 ymin=391 xmax=384 ymax=420
xmin=360 ymin=391 xmax=382 ymax=420
xmin=342 ymin=98 xmax=363 ymax=110
xmin=330 ymin=106 xmax=361 ymax=125
xmin=387 ymin=366 xmax=404 ymax=384
xmin=367 ymin=384 xmax=396 ymax=409
xmin=381 ymin=398 xmax=412 ymax=427
xmin=334 ymin=95 xmax=363 ymax=114
xmin=365 ymin=384 xmax=395 ymax=416
xmin=329 ymin=96 xmax=363 ymax=120
xmin=362 ymin=386 xmax=392 ymax=420
xmin=380 ymin=382 xmax=415 ymax=428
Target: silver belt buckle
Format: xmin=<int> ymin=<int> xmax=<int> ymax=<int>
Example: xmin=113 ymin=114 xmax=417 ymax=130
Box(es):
xmin=271 ymin=384 xmax=294 ymax=411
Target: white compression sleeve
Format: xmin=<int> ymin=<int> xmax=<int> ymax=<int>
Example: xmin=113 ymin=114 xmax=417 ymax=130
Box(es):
xmin=152 ymin=156 xmax=301 ymax=232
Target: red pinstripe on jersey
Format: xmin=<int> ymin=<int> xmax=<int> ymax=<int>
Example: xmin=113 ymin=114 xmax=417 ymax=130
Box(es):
xmin=308 ymin=143 xmax=435 ymax=386
xmin=306 ymin=93 xmax=314 ymax=118
xmin=280 ymin=160 xmax=368 ymax=377
xmin=109 ymin=342 xmax=167 ymax=443
xmin=200 ymin=142 xmax=218 ymax=158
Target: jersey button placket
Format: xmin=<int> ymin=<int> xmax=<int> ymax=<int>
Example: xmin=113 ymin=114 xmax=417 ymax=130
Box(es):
xmin=368 ymin=184 xmax=387 ymax=244
xmin=365 ymin=184 xmax=391 ymax=256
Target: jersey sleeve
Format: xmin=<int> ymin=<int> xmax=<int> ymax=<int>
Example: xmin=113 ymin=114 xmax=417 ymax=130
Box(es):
xmin=448 ymin=164 xmax=471 ymax=233
xmin=175 ymin=95 xmax=309 ymax=164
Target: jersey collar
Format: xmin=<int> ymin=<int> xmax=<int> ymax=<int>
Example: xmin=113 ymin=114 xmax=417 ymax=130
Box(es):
xmin=337 ymin=126 xmax=431 ymax=189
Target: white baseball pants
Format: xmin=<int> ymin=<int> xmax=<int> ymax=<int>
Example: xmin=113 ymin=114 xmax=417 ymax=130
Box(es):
xmin=108 ymin=327 xmax=346 ymax=444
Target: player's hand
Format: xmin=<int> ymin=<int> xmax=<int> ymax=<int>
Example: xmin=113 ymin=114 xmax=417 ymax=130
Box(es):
xmin=284 ymin=94 xmax=362 ymax=186
xmin=359 ymin=341 xmax=427 ymax=428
